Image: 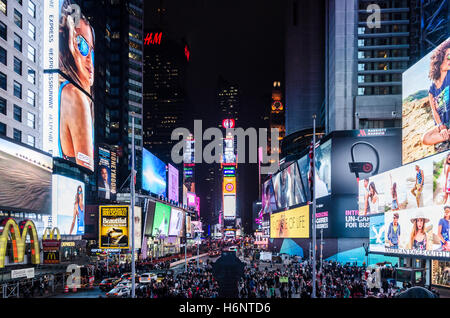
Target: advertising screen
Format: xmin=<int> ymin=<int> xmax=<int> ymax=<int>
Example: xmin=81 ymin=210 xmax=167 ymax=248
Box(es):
xmin=402 ymin=37 xmax=450 ymax=165
xmin=99 ymin=205 xmax=129 ymax=249
xmin=0 ymin=137 xmax=52 ymax=214
xmin=223 ymin=177 xmax=236 ymax=195
xmin=364 ymin=150 xmax=450 ymax=259
xmin=270 ymin=205 xmax=310 ymax=239
xmin=168 ymin=164 xmax=179 ymax=203
xmin=273 ymin=162 xmax=306 ymax=210
xmin=261 ymin=179 xmax=277 ymax=214
xmin=223 ymin=195 xmax=236 ymax=219
xmin=187 ymin=192 xmax=196 ymax=208
xmin=131 ymin=206 xmax=142 ymax=249
xmin=186 ymin=215 xmax=192 ymax=238
xmin=332 ymin=129 xmax=401 ymax=195
xmin=142 ymin=148 xmax=167 ymax=197
xmin=52 ymin=175 xmax=85 ymax=235
xmin=152 ymin=202 xmax=171 ymax=237
xmin=169 ymin=208 xmax=184 ymax=237
xmin=297 ymin=139 xmax=332 ymax=201
xmin=143 ymin=200 xmax=156 ymax=236
xmin=98 ymin=146 xmax=116 ymax=200
xmin=43 ymin=1 xmax=95 ymax=171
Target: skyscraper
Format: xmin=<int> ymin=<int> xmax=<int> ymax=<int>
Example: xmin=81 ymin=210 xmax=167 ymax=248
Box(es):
xmin=0 ymin=0 xmax=41 ymax=149
xmin=143 ymin=31 xmax=188 ymax=164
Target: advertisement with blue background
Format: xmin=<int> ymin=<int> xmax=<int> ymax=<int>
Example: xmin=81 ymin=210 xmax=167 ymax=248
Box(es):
xmin=142 ymin=148 xmax=167 ymax=197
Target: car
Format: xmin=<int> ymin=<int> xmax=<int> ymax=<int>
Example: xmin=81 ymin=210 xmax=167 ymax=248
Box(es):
xmin=99 ymin=278 xmax=121 ymax=291
xmin=116 ymin=279 xmax=132 ymax=288
xmin=139 ymin=273 xmax=157 ymax=283
xmin=106 ymin=287 xmax=130 ymax=298
xmin=228 ymin=246 xmax=238 ymax=252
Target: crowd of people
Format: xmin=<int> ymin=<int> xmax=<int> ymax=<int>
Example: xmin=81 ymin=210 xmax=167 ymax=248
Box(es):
xmin=238 ymin=259 xmax=417 ymax=298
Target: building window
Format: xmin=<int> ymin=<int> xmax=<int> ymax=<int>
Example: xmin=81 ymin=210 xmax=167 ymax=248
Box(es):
xmin=16 ymin=0 xmax=22 ymax=5
xmin=0 ymin=71 xmax=6 ymax=90
xmin=0 ymin=21 xmax=6 ymax=40
xmin=13 ymin=104 xmax=21 ymax=122
xmin=0 ymin=96 xmax=6 ymax=115
xmin=27 ymin=135 xmax=35 ymax=147
xmin=13 ymin=56 xmax=21 ymax=75
xmin=0 ymin=0 xmax=6 ymax=15
xmin=13 ymin=33 xmax=22 ymax=51
xmin=27 ymin=89 xmax=35 ymax=106
xmin=13 ymin=9 xmax=21 ymax=28
xmin=27 ymin=111 xmax=34 ymax=128
xmin=0 ymin=46 xmax=6 ymax=65
xmin=27 ymin=22 xmax=35 ymax=40
xmin=27 ymin=67 xmax=35 ymax=84
xmin=27 ymin=0 xmax=34 ymax=18
xmin=13 ymin=128 xmax=21 ymax=142
xmin=359 ymin=119 xmax=401 ymax=129
xmin=13 ymin=80 xmax=21 ymax=99
xmin=27 ymin=44 xmax=34 ymax=62
xmin=0 ymin=122 xmax=5 ymax=135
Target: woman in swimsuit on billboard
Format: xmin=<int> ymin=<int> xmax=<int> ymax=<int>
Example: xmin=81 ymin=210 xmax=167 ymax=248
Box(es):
xmin=59 ymin=2 xmax=95 ymax=171
xmin=442 ymin=153 xmax=450 ymax=204
xmin=70 ymin=185 xmax=84 ymax=235
xmin=422 ymin=39 xmax=450 ymax=147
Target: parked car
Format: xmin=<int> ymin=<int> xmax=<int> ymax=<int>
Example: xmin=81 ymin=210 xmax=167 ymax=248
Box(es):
xmin=106 ymin=287 xmax=130 ymax=298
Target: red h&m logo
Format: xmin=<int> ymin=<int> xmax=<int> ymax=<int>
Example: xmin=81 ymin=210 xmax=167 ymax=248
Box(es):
xmin=144 ymin=32 xmax=162 ymax=45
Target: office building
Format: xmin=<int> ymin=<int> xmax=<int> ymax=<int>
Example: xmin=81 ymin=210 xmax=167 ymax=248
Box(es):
xmin=0 ymin=0 xmax=41 ymax=149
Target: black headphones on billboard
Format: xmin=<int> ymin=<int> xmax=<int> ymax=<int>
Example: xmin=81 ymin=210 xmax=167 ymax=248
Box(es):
xmin=348 ymin=141 xmax=379 ymax=181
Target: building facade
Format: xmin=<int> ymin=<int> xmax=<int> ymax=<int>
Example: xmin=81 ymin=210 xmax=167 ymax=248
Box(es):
xmin=0 ymin=0 xmax=41 ymax=150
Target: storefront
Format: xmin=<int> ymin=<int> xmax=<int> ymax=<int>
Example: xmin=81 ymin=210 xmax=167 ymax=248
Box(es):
xmin=431 ymin=260 xmax=450 ymax=289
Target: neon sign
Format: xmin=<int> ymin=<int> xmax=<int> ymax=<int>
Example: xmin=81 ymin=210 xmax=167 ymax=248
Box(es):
xmin=144 ymin=32 xmax=162 ymax=45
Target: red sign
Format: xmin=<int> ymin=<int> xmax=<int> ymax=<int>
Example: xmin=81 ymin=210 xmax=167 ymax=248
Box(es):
xmin=222 ymin=119 xmax=235 ymax=129
xmin=144 ymin=32 xmax=162 ymax=45
xmin=184 ymin=45 xmax=190 ymax=61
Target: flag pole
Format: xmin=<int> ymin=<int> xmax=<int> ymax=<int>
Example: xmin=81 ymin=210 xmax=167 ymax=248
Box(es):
xmin=312 ymin=114 xmax=317 ymax=298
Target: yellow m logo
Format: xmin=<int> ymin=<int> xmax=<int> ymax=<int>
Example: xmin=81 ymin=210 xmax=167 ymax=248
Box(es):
xmin=43 ymin=227 xmax=61 ymax=240
xmin=0 ymin=218 xmax=40 ymax=268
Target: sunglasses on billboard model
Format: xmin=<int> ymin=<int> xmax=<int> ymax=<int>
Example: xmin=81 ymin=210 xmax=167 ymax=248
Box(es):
xmin=76 ymin=34 xmax=94 ymax=59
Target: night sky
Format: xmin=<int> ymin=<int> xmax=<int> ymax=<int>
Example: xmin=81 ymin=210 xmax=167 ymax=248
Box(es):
xmin=145 ymin=0 xmax=287 ymax=233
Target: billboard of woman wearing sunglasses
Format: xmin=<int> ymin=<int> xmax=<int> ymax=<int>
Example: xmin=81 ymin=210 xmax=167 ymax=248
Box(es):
xmin=43 ymin=1 xmax=95 ymax=171
xmin=402 ymin=37 xmax=450 ymax=165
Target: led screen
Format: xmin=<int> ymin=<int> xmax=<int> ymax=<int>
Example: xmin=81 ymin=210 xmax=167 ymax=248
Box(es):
xmin=261 ymin=179 xmax=277 ymax=213
xmin=270 ymin=205 xmax=310 ymax=239
xmin=52 ymin=175 xmax=85 ymax=235
xmin=402 ymin=37 xmax=450 ymax=165
xmin=223 ymin=195 xmax=236 ymax=219
xmin=168 ymin=164 xmax=179 ymax=203
xmin=152 ymin=202 xmax=171 ymax=237
xmin=142 ymin=148 xmax=167 ymax=197
xmin=99 ymin=205 xmax=129 ymax=249
xmin=169 ymin=207 xmax=184 ymax=236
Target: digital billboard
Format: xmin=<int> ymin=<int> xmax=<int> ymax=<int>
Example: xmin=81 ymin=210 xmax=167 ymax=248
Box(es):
xmin=261 ymin=178 xmax=277 ymax=214
xmin=402 ymin=37 xmax=450 ymax=165
xmin=152 ymin=202 xmax=171 ymax=237
xmin=143 ymin=200 xmax=156 ymax=236
xmin=168 ymin=208 xmax=184 ymax=237
xmin=142 ymin=148 xmax=167 ymax=197
xmin=132 ymin=206 xmax=142 ymax=249
xmin=331 ymin=129 xmax=401 ymax=195
xmin=365 ymin=150 xmax=450 ymax=259
xmin=273 ymin=162 xmax=306 ymax=209
xmin=187 ymin=192 xmax=196 ymax=208
xmin=270 ymin=205 xmax=310 ymax=239
xmin=43 ymin=1 xmax=95 ymax=171
xmin=223 ymin=194 xmax=236 ymax=219
xmin=98 ymin=146 xmax=117 ymax=200
xmin=168 ymin=164 xmax=179 ymax=203
xmin=186 ymin=215 xmax=192 ymax=238
xmin=223 ymin=177 xmax=236 ymax=195
xmin=52 ymin=175 xmax=85 ymax=235
xmin=99 ymin=205 xmax=129 ymax=249
xmin=297 ymin=139 xmax=332 ymax=201
xmin=0 ymin=137 xmax=52 ymax=215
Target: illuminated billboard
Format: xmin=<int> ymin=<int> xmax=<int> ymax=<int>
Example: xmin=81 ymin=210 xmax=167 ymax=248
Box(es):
xmin=364 ymin=150 xmax=450 ymax=259
xmin=168 ymin=164 xmax=179 ymax=203
xmin=132 ymin=206 xmax=142 ymax=249
xmin=52 ymin=175 xmax=85 ymax=235
xmin=223 ymin=194 xmax=236 ymax=219
xmin=0 ymin=137 xmax=52 ymax=215
xmin=99 ymin=205 xmax=129 ymax=249
xmin=142 ymin=149 xmax=167 ymax=197
xmin=261 ymin=178 xmax=277 ymax=214
xmin=187 ymin=192 xmax=196 ymax=208
xmin=168 ymin=207 xmax=184 ymax=237
xmin=270 ymin=205 xmax=310 ymax=239
xmin=98 ymin=146 xmax=117 ymax=200
xmin=143 ymin=200 xmax=156 ymax=236
xmin=152 ymin=202 xmax=171 ymax=237
xmin=223 ymin=177 xmax=236 ymax=194
xmin=402 ymin=37 xmax=450 ymax=165
xmin=43 ymin=1 xmax=95 ymax=171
